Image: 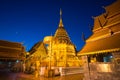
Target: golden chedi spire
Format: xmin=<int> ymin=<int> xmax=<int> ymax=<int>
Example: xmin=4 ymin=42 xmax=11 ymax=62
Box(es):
xmin=59 ymin=9 xmax=64 ymax=27
xmin=54 ymin=9 xmax=72 ymax=44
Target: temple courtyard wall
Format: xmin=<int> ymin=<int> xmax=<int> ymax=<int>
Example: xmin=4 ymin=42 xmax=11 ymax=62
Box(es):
xmin=84 ymin=62 xmax=120 ymax=80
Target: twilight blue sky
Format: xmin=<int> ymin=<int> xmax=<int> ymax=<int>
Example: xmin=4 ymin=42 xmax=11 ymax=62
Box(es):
xmin=0 ymin=0 xmax=115 ymax=51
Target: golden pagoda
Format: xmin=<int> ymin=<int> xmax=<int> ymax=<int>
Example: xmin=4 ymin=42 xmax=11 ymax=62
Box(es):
xmin=43 ymin=9 xmax=80 ymax=67
xmin=77 ymin=0 xmax=120 ymax=80
xmin=26 ymin=10 xmax=81 ymax=76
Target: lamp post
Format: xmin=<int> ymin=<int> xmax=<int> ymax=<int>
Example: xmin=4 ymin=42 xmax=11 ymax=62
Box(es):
xmin=49 ymin=37 xmax=52 ymax=69
xmin=44 ymin=36 xmax=55 ymax=77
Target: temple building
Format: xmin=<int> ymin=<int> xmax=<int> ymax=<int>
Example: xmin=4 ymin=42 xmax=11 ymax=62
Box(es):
xmin=25 ymin=41 xmax=47 ymax=72
xmin=25 ymin=10 xmax=81 ymax=76
xmin=43 ymin=10 xmax=80 ymax=67
xmin=0 ymin=40 xmax=25 ymax=69
xmin=77 ymin=0 xmax=120 ymax=80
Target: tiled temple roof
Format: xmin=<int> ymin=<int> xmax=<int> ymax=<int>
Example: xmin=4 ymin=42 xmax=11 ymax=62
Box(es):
xmin=78 ymin=0 xmax=120 ymax=55
xmin=0 ymin=40 xmax=25 ymax=60
xmin=78 ymin=32 xmax=120 ymax=55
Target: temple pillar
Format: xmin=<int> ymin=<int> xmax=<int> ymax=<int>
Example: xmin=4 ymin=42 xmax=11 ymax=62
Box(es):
xmin=82 ymin=55 xmax=91 ymax=80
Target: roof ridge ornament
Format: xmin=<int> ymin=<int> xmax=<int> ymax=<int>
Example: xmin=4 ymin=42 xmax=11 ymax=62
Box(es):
xmin=59 ymin=8 xmax=64 ymax=27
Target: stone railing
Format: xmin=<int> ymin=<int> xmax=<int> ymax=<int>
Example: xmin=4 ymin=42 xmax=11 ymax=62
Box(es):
xmin=59 ymin=67 xmax=84 ymax=76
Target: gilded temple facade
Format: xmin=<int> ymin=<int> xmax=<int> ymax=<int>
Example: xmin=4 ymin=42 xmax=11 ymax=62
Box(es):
xmin=25 ymin=41 xmax=47 ymax=72
xmin=25 ymin=10 xmax=81 ymax=76
xmin=27 ymin=10 xmax=80 ymax=68
xmin=43 ymin=10 xmax=80 ymax=67
xmin=78 ymin=0 xmax=120 ymax=80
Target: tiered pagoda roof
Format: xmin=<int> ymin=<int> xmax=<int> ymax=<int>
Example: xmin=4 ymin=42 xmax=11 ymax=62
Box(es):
xmin=78 ymin=0 xmax=120 ymax=55
xmin=0 ymin=40 xmax=25 ymax=60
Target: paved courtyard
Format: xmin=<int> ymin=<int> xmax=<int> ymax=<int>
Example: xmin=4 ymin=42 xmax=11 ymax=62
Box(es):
xmin=0 ymin=69 xmax=84 ymax=80
xmin=17 ymin=73 xmax=84 ymax=80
